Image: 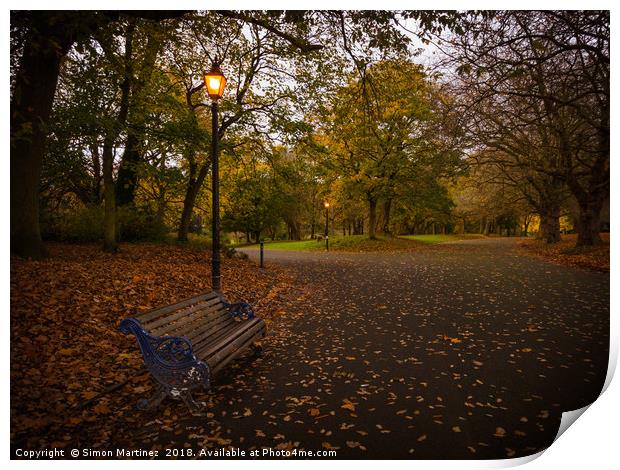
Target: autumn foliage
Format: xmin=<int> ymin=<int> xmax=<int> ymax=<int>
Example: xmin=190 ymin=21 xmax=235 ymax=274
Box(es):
xmin=10 ymin=243 xmax=291 ymax=450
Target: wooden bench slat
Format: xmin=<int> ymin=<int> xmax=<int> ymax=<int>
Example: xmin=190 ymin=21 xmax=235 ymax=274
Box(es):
xmin=145 ymin=297 xmax=223 ymax=331
xmin=163 ymin=307 xmax=231 ymax=340
xmin=195 ymin=320 xmax=255 ymax=359
xmin=184 ymin=310 xmax=234 ymax=343
xmin=210 ymin=327 xmax=265 ymax=375
xmin=150 ymin=303 xmax=226 ymax=336
xmin=145 ymin=295 xmax=223 ymax=329
xmin=207 ymin=321 xmax=266 ymax=372
xmin=134 ymin=291 xmax=219 ymax=323
xmin=191 ymin=318 xmax=243 ymax=354
xmin=198 ymin=318 xmax=263 ymax=360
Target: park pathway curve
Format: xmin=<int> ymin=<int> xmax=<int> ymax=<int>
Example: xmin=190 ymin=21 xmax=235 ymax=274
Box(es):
xmin=132 ymin=238 xmax=610 ymax=459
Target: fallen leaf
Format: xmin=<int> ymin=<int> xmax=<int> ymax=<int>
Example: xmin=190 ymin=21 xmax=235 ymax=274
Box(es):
xmin=93 ymin=404 xmax=111 ymax=415
xmin=341 ymin=400 xmax=356 ymax=412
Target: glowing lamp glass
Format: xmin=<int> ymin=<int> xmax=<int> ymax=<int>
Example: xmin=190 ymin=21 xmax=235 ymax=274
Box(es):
xmin=204 ymin=65 xmax=227 ymax=100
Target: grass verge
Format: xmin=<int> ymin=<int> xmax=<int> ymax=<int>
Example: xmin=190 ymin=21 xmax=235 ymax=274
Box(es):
xmin=244 ymin=233 xmax=485 ymax=252
xmin=398 ymin=234 xmax=485 ymax=244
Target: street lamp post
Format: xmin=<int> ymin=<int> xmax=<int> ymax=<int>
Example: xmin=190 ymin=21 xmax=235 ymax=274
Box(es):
xmin=324 ymin=201 xmax=330 ymax=252
xmin=204 ymin=64 xmax=227 ymax=292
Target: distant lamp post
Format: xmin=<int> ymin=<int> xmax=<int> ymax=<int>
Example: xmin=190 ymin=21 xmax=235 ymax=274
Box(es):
xmin=324 ymin=201 xmax=330 ymax=252
xmin=204 ymin=63 xmax=227 ymax=291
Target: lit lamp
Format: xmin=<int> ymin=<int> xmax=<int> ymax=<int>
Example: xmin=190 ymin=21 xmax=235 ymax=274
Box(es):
xmin=324 ymin=201 xmax=330 ymax=252
xmin=204 ymin=64 xmax=227 ymax=100
xmin=204 ymin=63 xmax=227 ymax=291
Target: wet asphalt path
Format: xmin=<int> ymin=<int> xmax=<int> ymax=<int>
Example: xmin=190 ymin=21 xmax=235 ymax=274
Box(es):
xmin=130 ymin=238 xmax=609 ymax=459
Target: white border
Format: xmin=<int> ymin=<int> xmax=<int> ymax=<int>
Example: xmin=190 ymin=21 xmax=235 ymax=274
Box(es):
xmin=4 ymin=2 xmax=617 ymax=468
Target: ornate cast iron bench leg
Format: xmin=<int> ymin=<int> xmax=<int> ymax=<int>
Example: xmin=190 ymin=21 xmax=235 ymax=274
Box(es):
xmin=120 ymin=318 xmax=211 ymax=414
xmin=179 ymin=390 xmax=206 ymax=415
xmin=120 ymin=298 xmax=264 ymax=414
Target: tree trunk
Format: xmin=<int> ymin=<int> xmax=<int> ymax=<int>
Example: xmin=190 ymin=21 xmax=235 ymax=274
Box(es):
xmin=368 ymin=198 xmax=378 ymax=239
xmin=116 ymin=32 xmax=163 ymax=207
xmin=90 ymin=142 xmax=102 ymax=204
xmin=566 ymin=90 xmax=608 ymax=246
xmin=10 ymin=24 xmax=71 ymax=258
xmin=379 ymin=198 xmax=392 ymax=236
xmin=9 ymin=12 xmax=113 ymax=258
xmin=156 ymin=197 xmax=166 ymax=226
xmin=286 ymin=221 xmax=301 ymax=240
xmin=538 ymin=203 xmax=561 ymax=243
xmin=575 ymin=196 xmax=604 ymax=246
xmin=565 ymin=146 xmax=607 ymax=247
xmin=102 ymin=21 xmax=134 ymax=252
xmin=353 ymin=219 xmax=360 ymax=235
xmin=115 ymin=132 xmax=141 ymax=206
xmin=102 ymin=135 xmax=118 ymax=252
xmin=177 ymin=159 xmax=209 ymax=242
xmin=522 ymin=215 xmax=530 ymax=237
xmin=178 ymin=179 xmax=201 ymax=242
xmin=483 ymin=218 xmax=491 ymax=236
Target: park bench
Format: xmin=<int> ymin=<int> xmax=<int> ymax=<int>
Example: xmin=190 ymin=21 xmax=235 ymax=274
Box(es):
xmin=120 ymin=291 xmax=265 ymax=412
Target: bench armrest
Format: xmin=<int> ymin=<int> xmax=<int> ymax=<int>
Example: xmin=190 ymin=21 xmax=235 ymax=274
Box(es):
xmin=223 ymin=301 xmax=256 ymax=320
xmin=120 ymin=318 xmax=210 ymax=390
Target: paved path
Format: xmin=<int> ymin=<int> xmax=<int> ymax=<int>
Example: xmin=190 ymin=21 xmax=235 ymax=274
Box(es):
xmin=132 ymin=238 xmax=610 ymax=459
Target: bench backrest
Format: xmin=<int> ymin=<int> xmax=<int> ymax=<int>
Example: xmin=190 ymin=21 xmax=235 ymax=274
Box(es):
xmin=133 ymin=291 xmax=236 ymax=349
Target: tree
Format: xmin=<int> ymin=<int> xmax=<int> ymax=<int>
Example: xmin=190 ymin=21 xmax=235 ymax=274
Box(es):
xmin=443 ymin=11 xmax=609 ymax=245
xmin=11 ymin=12 xmax=101 ymax=258
xmin=11 ymin=10 xmax=465 ymax=256
xmin=163 ymin=10 xmax=428 ymax=243
xmin=10 ymin=11 xmax=187 ymax=258
xmin=221 ymin=158 xmax=282 ymax=243
xmin=324 ymin=60 xmax=458 ymax=239
xmin=115 ymin=21 xmax=168 ymax=208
